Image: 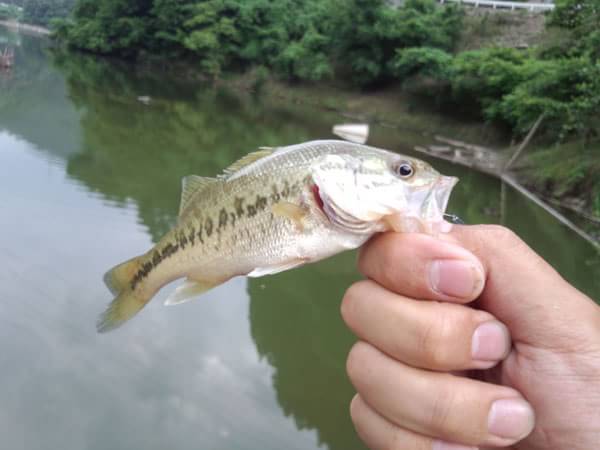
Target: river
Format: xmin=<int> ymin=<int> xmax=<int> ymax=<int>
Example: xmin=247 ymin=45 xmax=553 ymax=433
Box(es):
xmin=1 ymin=28 xmax=598 ymax=450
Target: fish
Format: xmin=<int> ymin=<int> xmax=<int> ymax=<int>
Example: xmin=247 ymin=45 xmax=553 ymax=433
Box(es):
xmin=98 ymin=140 xmax=458 ymax=332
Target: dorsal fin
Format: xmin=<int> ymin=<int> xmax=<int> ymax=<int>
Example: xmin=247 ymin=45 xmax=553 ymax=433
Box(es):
xmin=220 ymin=148 xmax=276 ymax=178
xmin=179 ymin=175 xmax=217 ymax=215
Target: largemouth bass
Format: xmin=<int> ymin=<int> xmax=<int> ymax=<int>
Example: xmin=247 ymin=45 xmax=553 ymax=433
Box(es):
xmin=98 ymin=140 xmax=458 ymax=332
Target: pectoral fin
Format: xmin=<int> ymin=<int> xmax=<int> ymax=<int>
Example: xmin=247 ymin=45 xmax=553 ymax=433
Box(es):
xmin=164 ymin=279 xmax=219 ymax=306
xmin=272 ymin=201 xmax=309 ymax=231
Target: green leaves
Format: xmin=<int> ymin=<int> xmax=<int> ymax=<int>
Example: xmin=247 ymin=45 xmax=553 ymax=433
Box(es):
xmin=56 ymin=0 xmax=154 ymax=55
xmin=550 ymin=0 xmax=600 ymax=62
xmin=333 ymin=0 xmax=463 ymax=86
xmin=391 ymin=47 xmax=453 ymax=81
xmin=21 ymin=0 xmax=75 ymax=26
xmin=55 ymin=0 xmax=463 ymax=84
xmin=181 ymin=0 xmax=240 ymax=76
xmin=0 ymin=3 xmax=22 ymax=20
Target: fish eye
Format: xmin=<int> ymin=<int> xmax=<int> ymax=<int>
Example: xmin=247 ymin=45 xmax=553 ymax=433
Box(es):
xmin=393 ymin=162 xmax=414 ymax=178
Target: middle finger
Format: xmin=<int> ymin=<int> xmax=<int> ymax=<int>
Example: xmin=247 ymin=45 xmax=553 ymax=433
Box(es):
xmin=342 ymin=280 xmax=511 ymax=371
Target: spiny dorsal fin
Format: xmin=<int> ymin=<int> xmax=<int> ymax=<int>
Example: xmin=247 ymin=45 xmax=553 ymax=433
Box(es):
xmin=220 ymin=148 xmax=276 ymax=178
xmin=180 ymin=175 xmax=217 ymax=215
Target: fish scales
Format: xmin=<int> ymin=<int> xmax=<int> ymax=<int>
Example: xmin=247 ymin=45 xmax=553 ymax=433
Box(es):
xmin=98 ymin=140 xmax=458 ymax=332
xmin=169 ymin=141 xmax=359 ymax=270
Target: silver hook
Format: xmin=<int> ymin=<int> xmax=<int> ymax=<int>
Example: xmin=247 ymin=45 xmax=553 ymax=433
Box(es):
xmin=443 ymin=213 xmax=465 ymax=225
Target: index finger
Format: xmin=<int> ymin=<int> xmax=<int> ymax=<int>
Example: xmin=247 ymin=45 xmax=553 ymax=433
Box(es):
xmin=358 ymin=231 xmax=485 ymax=303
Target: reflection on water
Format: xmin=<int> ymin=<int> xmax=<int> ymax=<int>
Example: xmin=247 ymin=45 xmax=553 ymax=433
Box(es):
xmin=1 ymin=28 xmax=598 ymax=450
xmin=249 ymin=254 xmax=363 ymax=450
xmin=53 ymin=52 xmax=340 ymax=241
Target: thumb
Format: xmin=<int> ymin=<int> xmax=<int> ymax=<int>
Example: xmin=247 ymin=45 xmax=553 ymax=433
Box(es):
xmin=445 ymin=225 xmax=600 ymax=349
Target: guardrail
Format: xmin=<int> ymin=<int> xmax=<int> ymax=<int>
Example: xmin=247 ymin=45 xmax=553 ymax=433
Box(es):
xmin=439 ymin=0 xmax=555 ymax=11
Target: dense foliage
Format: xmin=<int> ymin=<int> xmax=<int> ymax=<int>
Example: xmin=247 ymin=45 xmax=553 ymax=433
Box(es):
xmin=52 ymin=0 xmax=598 ymax=142
xmin=53 ymin=0 xmax=463 ymax=85
xmin=0 ymin=3 xmax=22 ymax=20
xmin=390 ymin=0 xmax=600 ymax=143
xmin=44 ymin=0 xmax=600 ymax=214
xmin=20 ymin=0 xmax=75 ymax=26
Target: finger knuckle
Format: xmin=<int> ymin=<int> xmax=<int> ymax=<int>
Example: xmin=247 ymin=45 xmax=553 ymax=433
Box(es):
xmin=379 ymin=239 xmax=406 ymax=286
xmin=428 ymin=385 xmax=457 ymax=433
xmin=418 ymin=306 xmax=456 ymax=368
xmin=387 ymin=427 xmax=430 ymax=450
xmin=388 ymin=428 xmax=407 ymax=450
xmin=479 ymin=224 xmax=521 ymax=249
xmin=341 ymin=281 xmax=370 ymax=326
xmin=349 ymin=396 xmax=373 ymax=448
xmin=346 ymin=341 xmax=371 ymax=386
xmin=359 ymin=234 xmax=403 ymax=283
xmin=356 ymin=244 xmax=371 ymax=276
xmin=349 ymin=395 xmax=362 ymax=424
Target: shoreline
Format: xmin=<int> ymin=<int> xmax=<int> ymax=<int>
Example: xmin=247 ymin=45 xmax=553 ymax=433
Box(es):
xmin=238 ymin=77 xmax=600 ymax=247
xmin=0 ymin=20 xmax=50 ymax=36
xmin=2 ymin=24 xmax=598 ymax=245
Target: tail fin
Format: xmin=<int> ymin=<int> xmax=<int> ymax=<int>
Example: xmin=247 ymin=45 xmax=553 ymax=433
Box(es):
xmin=98 ymin=255 xmax=150 ymax=333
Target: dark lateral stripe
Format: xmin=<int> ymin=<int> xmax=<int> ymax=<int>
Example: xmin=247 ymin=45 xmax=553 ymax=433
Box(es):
xmin=130 ymin=241 xmax=180 ymax=290
xmin=128 ymin=181 xmax=306 ymax=290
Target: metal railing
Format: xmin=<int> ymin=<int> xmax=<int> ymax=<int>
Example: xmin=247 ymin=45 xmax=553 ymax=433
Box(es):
xmin=439 ymin=0 xmax=555 ymax=11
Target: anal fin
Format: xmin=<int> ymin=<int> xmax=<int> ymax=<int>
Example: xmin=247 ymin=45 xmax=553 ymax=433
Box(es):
xmin=164 ymin=279 xmax=219 ymax=306
xmin=247 ymin=258 xmax=307 ymax=277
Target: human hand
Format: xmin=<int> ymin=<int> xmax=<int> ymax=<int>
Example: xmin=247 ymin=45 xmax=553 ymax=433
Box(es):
xmin=342 ymin=225 xmax=600 ymax=450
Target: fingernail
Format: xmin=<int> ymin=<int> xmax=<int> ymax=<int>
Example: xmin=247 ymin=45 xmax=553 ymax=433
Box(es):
xmin=488 ymin=398 xmax=535 ymax=441
xmin=432 ymin=441 xmax=477 ymax=450
xmin=472 ymin=321 xmax=510 ymax=362
xmin=429 ymin=260 xmax=484 ymax=299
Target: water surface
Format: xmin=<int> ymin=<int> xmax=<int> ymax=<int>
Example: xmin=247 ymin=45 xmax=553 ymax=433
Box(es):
xmin=1 ymin=28 xmax=598 ymax=450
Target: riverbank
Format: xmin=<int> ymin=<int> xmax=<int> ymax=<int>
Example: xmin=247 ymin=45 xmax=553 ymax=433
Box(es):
xmin=50 ymin=43 xmax=600 ymax=243
xmin=0 ymin=20 xmax=50 ymax=35
xmin=224 ymin=72 xmax=509 ymax=148
xmin=5 ymin=15 xmax=599 ymax=243
xmin=224 ymin=72 xmax=600 ymax=244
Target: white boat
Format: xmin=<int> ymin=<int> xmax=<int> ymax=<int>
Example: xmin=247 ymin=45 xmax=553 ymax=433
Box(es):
xmin=332 ymin=123 xmax=369 ymax=144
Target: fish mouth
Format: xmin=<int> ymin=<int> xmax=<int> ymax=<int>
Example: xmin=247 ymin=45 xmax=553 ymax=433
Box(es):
xmin=313 ymin=173 xmax=459 ymax=235
xmin=418 ymin=175 xmax=458 ymax=233
xmin=386 ymin=175 xmax=459 ymax=234
xmin=432 ymin=176 xmax=459 ymax=217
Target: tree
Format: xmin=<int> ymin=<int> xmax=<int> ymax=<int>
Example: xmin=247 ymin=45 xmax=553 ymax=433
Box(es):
xmin=23 ymin=0 xmax=76 ymax=26
xmin=550 ymin=0 xmax=600 ymax=60
xmin=332 ymin=0 xmax=463 ymax=86
xmin=58 ymin=0 xmax=153 ymax=55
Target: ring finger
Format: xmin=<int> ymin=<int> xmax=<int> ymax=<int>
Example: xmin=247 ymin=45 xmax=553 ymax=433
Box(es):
xmin=347 ymin=341 xmax=535 ymax=448
xmin=350 ymin=395 xmax=477 ymax=450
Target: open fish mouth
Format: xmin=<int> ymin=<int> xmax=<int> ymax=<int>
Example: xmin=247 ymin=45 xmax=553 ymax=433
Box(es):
xmin=419 ymin=175 xmax=459 ymax=233
xmin=385 ymin=175 xmax=459 ymax=234
xmin=318 ymin=175 xmax=459 ymax=235
xmin=432 ymin=176 xmax=459 ymax=218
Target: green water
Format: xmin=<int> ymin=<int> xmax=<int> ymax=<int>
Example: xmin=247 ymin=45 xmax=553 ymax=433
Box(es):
xmin=1 ymin=28 xmax=599 ymax=450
